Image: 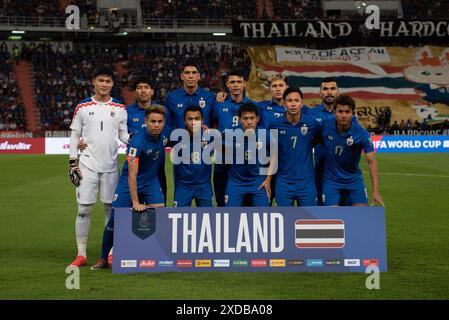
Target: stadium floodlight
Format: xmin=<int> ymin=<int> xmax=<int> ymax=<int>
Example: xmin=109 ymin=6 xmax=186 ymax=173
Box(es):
xmin=212 ymin=33 xmax=226 ymax=36
xmin=11 ymin=30 xmax=25 ymax=34
xmin=147 ymin=26 xmax=152 ymax=30
xmin=122 ymin=32 xmax=128 ymax=35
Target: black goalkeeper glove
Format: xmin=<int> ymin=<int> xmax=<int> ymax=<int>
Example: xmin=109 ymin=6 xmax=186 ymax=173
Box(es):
xmin=68 ymin=159 xmax=83 ymax=187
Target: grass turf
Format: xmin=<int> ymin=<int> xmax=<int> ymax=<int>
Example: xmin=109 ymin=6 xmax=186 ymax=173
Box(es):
xmin=0 ymin=153 xmax=448 ymax=299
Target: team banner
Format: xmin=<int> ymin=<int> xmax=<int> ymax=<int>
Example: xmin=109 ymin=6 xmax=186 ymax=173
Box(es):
xmin=113 ymin=207 xmax=387 ymax=273
xmin=246 ymin=45 xmax=449 ymax=128
xmin=233 ymin=20 xmax=449 ymax=42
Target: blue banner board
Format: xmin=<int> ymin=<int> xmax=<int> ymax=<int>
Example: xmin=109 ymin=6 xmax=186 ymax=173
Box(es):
xmin=373 ymin=135 xmax=449 ymax=153
xmin=113 ymin=207 xmax=387 ymax=273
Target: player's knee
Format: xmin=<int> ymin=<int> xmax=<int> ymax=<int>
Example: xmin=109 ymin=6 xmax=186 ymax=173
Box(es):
xmin=77 ymin=204 xmax=93 ymax=218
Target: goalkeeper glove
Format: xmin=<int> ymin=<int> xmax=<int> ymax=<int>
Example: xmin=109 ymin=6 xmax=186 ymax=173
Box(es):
xmin=68 ymin=159 xmax=83 ymax=187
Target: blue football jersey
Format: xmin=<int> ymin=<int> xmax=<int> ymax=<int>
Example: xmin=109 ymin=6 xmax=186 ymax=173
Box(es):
xmin=173 ymin=133 xmax=213 ymax=185
xmin=119 ymin=127 xmax=170 ymax=190
xmin=164 ymin=87 xmax=215 ymax=129
xmin=268 ymin=106 xmax=320 ymax=182
xmin=320 ymin=118 xmax=374 ymax=184
xmin=126 ymin=102 xmax=170 ymax=135
xmin=213 ymin=96 xmax=255 ymax=132
xmin=225 ymin=126 xmax=270 ymax=184
xmin=256 ymin=100 xmax=285 ymax=128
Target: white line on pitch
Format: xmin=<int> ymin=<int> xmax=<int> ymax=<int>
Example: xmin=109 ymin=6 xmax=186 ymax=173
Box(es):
xmin=362 ymin=171 xmax=449 ymax=178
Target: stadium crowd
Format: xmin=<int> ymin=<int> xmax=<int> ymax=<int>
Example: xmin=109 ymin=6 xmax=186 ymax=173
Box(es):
xmin=0 ymin=49 xmax=26 ymax=131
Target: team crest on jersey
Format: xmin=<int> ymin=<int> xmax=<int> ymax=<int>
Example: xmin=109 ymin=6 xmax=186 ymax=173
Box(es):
xmin=110 ymin=108 xmax=115 ymax=117
xmin=256 ymin=141 xmax=263 ymax=150
xmin=301 ymin=124 xmax=308 ymax=135
xmin=199 ymin=97 xmax=206 ymax=108
xmin=129 ymin=147 xmax=137 ymax=157
xmin=347 ymin=136 xmax=354 ymax=146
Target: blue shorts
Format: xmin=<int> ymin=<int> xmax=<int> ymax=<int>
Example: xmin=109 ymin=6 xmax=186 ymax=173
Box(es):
xmin=174 ymin=181 xmax=213 ymax=207
xmin=322 ymin=179 xmax=368 ymax=206
xmin=275 ymin=176 xmax=317 ymax=207
xmin=112 ymin=179 xmax=165 ymax=207
xmin=225 ymin=179 xmax=270 ymax=207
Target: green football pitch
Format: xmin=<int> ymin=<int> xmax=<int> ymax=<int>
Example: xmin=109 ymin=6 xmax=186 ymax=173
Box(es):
xmin=1 ymin=153 xmax=448 ymax=300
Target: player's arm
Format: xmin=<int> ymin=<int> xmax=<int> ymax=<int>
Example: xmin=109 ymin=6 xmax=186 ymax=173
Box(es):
xmin=365 ymin=151 xmax=385 ymax=207
xmin=118 ymin=109 xmax=130 ymax=144
xmin=127 ymin=153 xmax=146 ymax=212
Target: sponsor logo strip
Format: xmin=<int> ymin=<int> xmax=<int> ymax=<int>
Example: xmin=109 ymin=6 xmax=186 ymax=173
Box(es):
xmin=176 ymin=260 xmax=193 ymax=268
xmin=195 ymin=260 xmax=212 ymax=268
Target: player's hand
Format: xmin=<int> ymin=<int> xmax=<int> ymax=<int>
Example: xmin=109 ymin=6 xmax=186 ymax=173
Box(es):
xmin=78 ymin=139 xmax=87 ymax=151
xmin=370 ymin=191 xmax=385 ymax=207
xmin=132 ymin=203 xmax=147 ymax=212
xmin=216 ymin=91 xmax=227 ymax=103
xmin=258 ymin=179 xmax=271 ymax=199
xmin=68 ymin=159 xmax=83 ymax=187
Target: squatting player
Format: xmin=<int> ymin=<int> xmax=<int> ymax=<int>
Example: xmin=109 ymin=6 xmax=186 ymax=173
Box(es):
xmin=68 ymin=66 xmax=129 ymax=267
xmin=319 ymin=95 xmax=385 ymax=207
xmin=90 ymin=106 xmax=168 ymax=270
xmin=266 ymin=87 xmax=320 ymax=206
xmin=224 ymin=103 xmax=271 ymax=207
xmin=172 ymin=106 xmax=213 ymax=207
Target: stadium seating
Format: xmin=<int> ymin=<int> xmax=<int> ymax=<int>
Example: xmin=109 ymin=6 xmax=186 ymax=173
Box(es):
xmin=0 ymin=50 xmax=26 ymax=131
xmin=271 ymin=0 xmax=323 ymax=19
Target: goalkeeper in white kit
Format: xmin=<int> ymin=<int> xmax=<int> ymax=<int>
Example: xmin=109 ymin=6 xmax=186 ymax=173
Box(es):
xmin=67 ymin=65 xmax=129 ymax=267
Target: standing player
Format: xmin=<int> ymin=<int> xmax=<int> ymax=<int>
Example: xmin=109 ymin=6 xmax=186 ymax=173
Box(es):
xmin=172 ymin=106 xmax=213 ymax=207
xmin=256 ymin=73 xmax=288 ymax=127
xmin=265 ymin=87 xmax=320 ymax=206
xmin=164 ymin=61 xmax=215 ymax=129
xmin=309 ymin=77 xmax=340 ymax=205
xmin=126 ymin=75 xmax=168 ymax=206
xmin=68 ymin=66 xmax=129 ymax=267
xmin=320 ymin=95 xmax=384 ymax=207
xmin=213 ymin=69 xmax=255 ymax=206
xmin=225 ymin=103 xmax=270 ymax=207
xmin=90 ymin=106 xmax=168 ymax=269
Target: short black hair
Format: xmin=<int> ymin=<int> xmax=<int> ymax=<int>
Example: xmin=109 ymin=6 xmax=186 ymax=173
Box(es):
xmin=335 ymin=95 xmax=356 ymax=112
xmin=184 ymin=105 xmax=203 ymax=120
xmin=181 ymin=60 xmax=200 ymax=73
xmin=238 ymin=103 xmax=259 ymax=118
xmin=283 ymin=86 xmax=303 ymax=100
xmin=92 ymin=65 xmax=113 ymax=79
xmin=131 ymin=75 xmax=152 ymax=91
xmin=227 ymin=68 xmax=245 ymax=80
xmin=321 ymin=77 xmax=337 ymax=88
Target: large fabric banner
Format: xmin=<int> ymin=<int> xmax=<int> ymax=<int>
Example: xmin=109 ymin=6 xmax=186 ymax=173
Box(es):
xmin=113 ymin=207 xmax=387 ymax=274
xmin=246 ymin=46 xmax=449 ymax=128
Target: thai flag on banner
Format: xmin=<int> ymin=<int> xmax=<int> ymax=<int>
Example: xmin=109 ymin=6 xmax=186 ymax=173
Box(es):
xmin=295 ymin=219 xmax=345 ymax=249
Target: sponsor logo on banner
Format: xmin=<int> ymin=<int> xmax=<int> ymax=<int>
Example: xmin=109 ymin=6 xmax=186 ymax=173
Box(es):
xmin=214 ymin=260 xmax=230 ymax=267
xmin=269 ymin=259 xmax=286 ymax=267
xmin=344 ymin=259 xmax=361 ymax=267
xmin=177 ymin=260 xmax=193 ymax=268
xmin=232 ymin=260 xmax=249 ymax=267
xmin=251 ymin=259 xmax=267 ymax=267
xmin=158 ymin=260 xmax=174 ymax=267
xmin=139 ymin=260 xmax=156 ymax=268
xmin=295 ymin=219 xmax=345 ymax=249
xmin=0 ymin=138 xmax=45 ymax=154
xmin=121 ymin=260 xmax=137 ymax=268
xmin=326 ymin=259 xmax=343 ymax=266
xmin=363 ymin=259 xmax=379 ymax=267
xmin=195 ymin=260 xmax=212 ymax=268
xmin=287 ymin=259 xmax=305 ymax=266
xmin=307 ymin=259 xmax=323 ymax=267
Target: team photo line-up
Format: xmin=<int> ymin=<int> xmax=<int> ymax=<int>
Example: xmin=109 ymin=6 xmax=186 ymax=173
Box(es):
xmin=67 ymin=62 xmax=385 ymax=269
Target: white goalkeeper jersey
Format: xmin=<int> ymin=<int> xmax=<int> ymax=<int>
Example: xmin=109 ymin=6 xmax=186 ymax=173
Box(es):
xmin=70 ymin=97 xmax=128 ymax=172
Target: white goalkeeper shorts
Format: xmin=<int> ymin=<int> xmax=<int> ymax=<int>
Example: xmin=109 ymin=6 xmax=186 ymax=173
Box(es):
xmin=76 ymin=163 xmax=120 ymax=204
